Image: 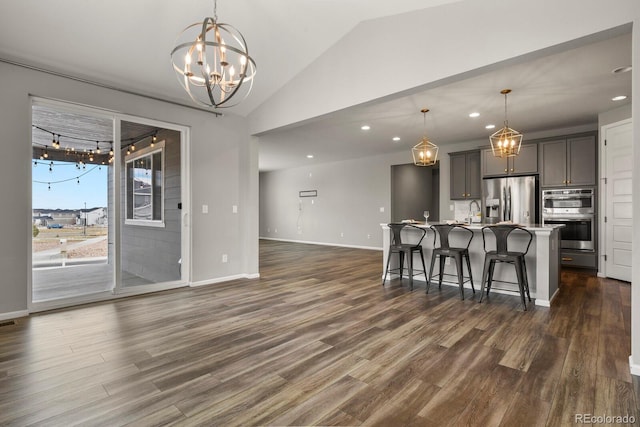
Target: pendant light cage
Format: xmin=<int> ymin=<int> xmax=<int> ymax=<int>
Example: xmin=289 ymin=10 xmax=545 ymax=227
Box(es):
xmin=490 ymin=89 xmax=522 ymax=158
xmin=412 ymin=109 xmax=438 ymax=167
xmin=171 ymin=0 xmax=256 ymax=109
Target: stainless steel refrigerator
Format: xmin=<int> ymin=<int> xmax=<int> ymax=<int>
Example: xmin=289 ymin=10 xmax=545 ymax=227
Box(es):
xmin=482 ymin=175 xmax=539 ymax=225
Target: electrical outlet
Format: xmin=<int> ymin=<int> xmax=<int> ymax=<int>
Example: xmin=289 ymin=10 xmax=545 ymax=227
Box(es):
xmin=379 ymin=207 xmax=385 ymax=213
xmin=367 ymin=234 xmax=371 ymax=239
xmin=222 ymin=254 xmax=228 ymax=263
xmin=340 ymin=232 xmax=344 ymax=238
xmin=449 ymin=204 xmax=454 ymax=211
xmin=232 ymin=205 xmax=238 ymax=213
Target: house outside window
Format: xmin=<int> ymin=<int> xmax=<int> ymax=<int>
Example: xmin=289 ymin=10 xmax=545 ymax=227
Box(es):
xmin=125 ymin=141 xmax=164 ymax=227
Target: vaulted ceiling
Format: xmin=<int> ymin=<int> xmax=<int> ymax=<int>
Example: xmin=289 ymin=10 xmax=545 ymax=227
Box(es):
xmin=1 ymin=1 xmax=633 ymax=170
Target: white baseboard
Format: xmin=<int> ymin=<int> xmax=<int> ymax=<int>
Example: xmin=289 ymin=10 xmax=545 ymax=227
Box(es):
xmin=190 ymin=273 xmax=260 ymax=287
xmin=260 ymin=237 xmax=382 ymax=251
xmin=630 ymin=355 xmax=640 ymax=376
xmin=0 ymin=310 xmax=29 ymax=322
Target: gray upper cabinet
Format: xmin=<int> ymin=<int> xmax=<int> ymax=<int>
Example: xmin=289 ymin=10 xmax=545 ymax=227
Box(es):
xmin=481 ymin=144 xmax=538 ymax=177
xmin=567 ymin=135 xmax=597 ymax=186
xmin=449 ymin=150 xmax=481 ymax=200
xmin=540 ymin=134 xmax=596 ymax=187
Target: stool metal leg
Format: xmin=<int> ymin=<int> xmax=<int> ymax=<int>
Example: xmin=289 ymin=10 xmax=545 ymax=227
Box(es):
xmin=427 ymin=252 xmax=437 ymax=294
xmin=438 ymin=255 xmax=445 ymax=290
xmin=514 ymin=258 xmax=527 ymax=311
xmin=479 ymin=256 xmax=492 ymax=303
xmin=464 ymin=253 xmax=475 ymax=294
xmin=487 ymin=260 xmax=496 ymax=294
xmin=383 ymin=249 xmax=393 ymax=285
xmin=419 ymin=248 xmax=428 ymax=289
xmin=454 ymin=253 xmax=464 ymax=300
xmin=522 ymin=258 xmax=531 ymax=302
xmin=408 ymin=250 xmax=414 ymax=290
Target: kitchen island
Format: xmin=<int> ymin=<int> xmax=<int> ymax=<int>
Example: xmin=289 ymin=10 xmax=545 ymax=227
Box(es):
xmin=381 ymin=222 xmax=563 ymax=307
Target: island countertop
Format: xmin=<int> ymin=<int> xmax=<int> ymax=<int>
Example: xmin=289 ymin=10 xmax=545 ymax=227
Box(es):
xmin=381 ymin=222 xmax=563 ymax=307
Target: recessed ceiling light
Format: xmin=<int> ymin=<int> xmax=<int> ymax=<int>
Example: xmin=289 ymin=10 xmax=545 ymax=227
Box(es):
xmin=485 ymin=124 xmax=496 ymax=129
xmin=612 ymin=66 xmax=632 ymax=74
xmin=361 ymin=125 xmax=371 ymax=131
xmin=469 ymin=112 xmax=480 ymax=118
xmin=392 ymin=136 xmax=401 ymax=142
xmin=612 ymin=95 xmax=627 ymax=101
xmin=306 ymin=154 xmax=314 ymax=159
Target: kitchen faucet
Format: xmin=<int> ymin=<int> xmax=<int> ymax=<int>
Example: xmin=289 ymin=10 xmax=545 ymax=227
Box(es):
xmin=468 ymin=200 xmax=481 ymax=223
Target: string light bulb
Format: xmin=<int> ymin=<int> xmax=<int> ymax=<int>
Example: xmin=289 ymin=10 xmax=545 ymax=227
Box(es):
xmin=96 ymin=141 xmax=101 ymax=154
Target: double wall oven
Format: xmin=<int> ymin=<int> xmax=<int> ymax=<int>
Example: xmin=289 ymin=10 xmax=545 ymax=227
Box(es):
xmin=542 ymin=188 xmax=595 ymax=251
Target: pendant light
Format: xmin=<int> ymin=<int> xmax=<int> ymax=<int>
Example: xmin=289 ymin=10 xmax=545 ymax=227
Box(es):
xmin=412 ymin=108 xmax=438 ymax=167
xmin=489 ymin=89 xmax=522 ymax=158
xmin=170 ymin=0 xmax=256 ymax=109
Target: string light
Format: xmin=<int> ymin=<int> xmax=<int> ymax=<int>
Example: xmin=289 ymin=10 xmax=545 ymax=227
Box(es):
xmin=96 ymin=141 xmax=101 ymax=154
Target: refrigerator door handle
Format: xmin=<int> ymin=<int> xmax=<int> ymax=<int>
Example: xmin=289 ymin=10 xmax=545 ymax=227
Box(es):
xmin=502 ymin=186 xmax=507 ymax=221
xmin=507 ymin=186 xmax=512 ymax=221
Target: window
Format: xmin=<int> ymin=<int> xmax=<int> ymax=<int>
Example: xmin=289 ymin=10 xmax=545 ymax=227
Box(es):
xmin=125 ymin=142 xmax=164 ymax=226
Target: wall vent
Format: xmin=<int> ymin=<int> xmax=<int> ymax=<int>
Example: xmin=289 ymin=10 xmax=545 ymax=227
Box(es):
xmin=0 ymin=320 xmax=16 ymax=327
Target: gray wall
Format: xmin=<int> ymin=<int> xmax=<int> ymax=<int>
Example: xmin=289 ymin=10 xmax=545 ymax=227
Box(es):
xmin=391 ymin=164 xmax=439 ymax=222
xmin=259 ymin=140 xmax=483 ymax=249
xmin=0 ymin=60 xmax=258 ymax=317
xmin=120 ymin=128 xmax=181 ymax=283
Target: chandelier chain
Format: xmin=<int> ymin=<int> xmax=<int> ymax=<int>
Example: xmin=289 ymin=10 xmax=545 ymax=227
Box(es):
xmin=504 ymin=92 xmax=509 ymax=127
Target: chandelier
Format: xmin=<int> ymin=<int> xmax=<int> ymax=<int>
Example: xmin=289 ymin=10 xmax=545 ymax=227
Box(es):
xmin=412 ymin=109 xmax=438 ymax=167
xmin=170 ymin=0 xmax=256 ymax=109
xmin=489 ymin=89 xmax=522 ymax=157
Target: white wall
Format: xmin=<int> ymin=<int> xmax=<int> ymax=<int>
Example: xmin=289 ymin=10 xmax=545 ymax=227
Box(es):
xmin=0 ymin=60 xmax=259 ymax=317
xmin=249 ymin=0 xmax=639 ymax=135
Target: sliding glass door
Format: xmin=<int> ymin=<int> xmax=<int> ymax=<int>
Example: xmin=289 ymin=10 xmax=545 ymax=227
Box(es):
xmin=30 ymin=99 xmax=189 ymax=309
xmin=118 ymin=120 xmax=184 ymax=290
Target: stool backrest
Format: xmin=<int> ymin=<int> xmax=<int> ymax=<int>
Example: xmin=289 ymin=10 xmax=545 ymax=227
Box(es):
xmin=481 ymin=224 xmax=533 ymax=255
xmin=388 ymin=223 xmax=427 ymax=246
xmin=430 ymin=224 xmax=473 ymax=250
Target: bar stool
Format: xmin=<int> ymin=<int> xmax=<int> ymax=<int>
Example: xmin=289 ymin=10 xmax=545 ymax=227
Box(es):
xmin=427 ymin=224 xmax=474 ymax=300
xmin=479 ymin=225 xmax=533 ymax=310
xmin=382 ymin=223 xmax=428 ymax=290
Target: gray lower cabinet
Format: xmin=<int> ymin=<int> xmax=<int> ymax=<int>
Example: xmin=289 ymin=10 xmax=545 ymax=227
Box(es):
xmin=561 ymin=250 xmax=597 ymax=269
xmin=540 ymin=134 xmax=596 ymax=187
xmin=481 ymin=144 xmax=538 ymax=177
xmin=449 ymin=150 xmax=481 ymax=200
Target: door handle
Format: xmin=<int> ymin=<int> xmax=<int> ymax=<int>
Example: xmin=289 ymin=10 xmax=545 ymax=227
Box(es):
xmin=562 ymin=257 xmax=573 ymax=262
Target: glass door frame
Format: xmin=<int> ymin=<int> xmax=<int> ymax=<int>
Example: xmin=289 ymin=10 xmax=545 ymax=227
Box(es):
xmin=28 ymin=97 xmax=191 ymax=313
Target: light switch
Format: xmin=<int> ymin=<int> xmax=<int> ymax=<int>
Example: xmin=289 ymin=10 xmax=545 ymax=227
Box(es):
xmin=232 ymin=205 xmax=238 ymax=213
xmin=202 ymin=204 xmax=209 ymax=214
xmin=379 ymin=207 xmax=385 ymax=213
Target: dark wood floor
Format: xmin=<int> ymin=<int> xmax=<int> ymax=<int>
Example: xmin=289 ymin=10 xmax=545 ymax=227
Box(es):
xmin=0 ymin=240 xmax=636 ymax=426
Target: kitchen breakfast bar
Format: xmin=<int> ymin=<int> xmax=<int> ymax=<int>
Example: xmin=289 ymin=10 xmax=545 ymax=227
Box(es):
xmin=381 ymin=223 xmax=564 ymax=307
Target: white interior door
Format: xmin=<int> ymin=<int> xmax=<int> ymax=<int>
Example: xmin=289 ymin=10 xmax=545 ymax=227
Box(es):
xmin=604 ymin=120 xmax=633 ymax=282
